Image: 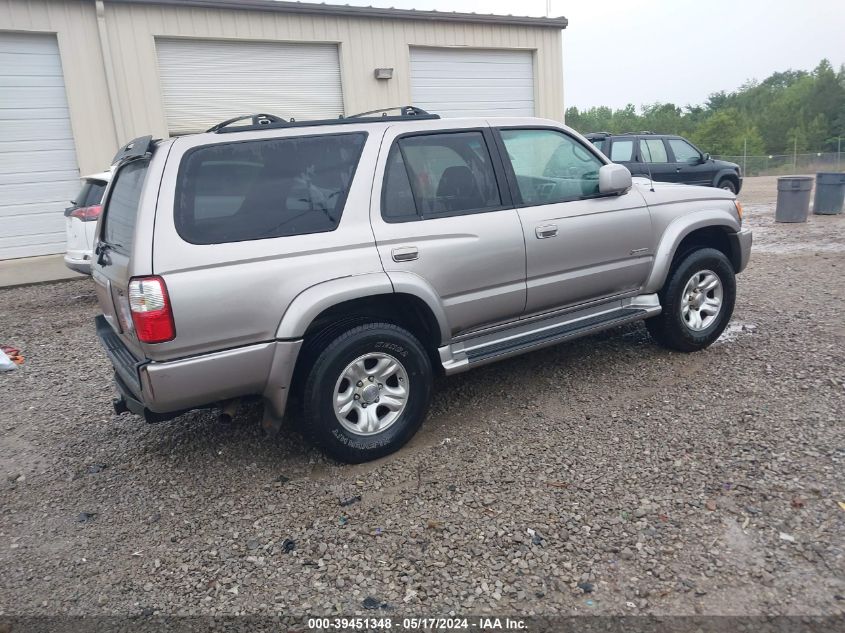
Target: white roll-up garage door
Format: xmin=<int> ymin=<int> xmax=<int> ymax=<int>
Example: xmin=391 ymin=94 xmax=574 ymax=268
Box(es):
xmin=156 ymin=38 xmax=344 ymax=134
xmin=410 ymin=47 xmax=535 ymax=118
xmin=0 ymin=32 xmax=80 ymax=260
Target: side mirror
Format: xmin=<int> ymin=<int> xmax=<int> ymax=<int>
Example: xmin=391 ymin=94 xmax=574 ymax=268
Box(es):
xmin=702 ymin=153 xmax=711 ymax=162
xmin=599 ymin=163 xmax=632 ymax=195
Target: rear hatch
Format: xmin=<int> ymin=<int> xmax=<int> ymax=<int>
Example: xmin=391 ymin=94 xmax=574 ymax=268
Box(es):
xmin=91 ymin=136 xmax=165 ymax=362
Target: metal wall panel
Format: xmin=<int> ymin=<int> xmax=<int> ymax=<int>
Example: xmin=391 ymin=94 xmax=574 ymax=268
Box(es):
xmin=101 ymin=2 xmax=563 ymax=141
xmin=155 ymin=38 xmax=343 ymax=134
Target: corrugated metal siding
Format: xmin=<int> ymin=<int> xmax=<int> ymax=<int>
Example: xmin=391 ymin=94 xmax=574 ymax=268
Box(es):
xmin=410 ymin=47 xmax=534 ymax=117
xmin=0 ymin=32 xmax=80 ymax=258
xmin=156 ymin=38 xmax=344 ymax=133
xmin=100 ymin=3 xmax=563 ymax=140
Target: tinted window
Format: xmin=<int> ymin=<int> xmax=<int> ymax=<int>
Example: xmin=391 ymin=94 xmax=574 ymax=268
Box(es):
xmin=73 ymin=179 xmax=107 ymax=208
xmin=590 ymin=138 xmax=605 ymax=152
xmin=103 ymin=161 xmax=147 ymax=254
xmin=382 ymin=132 xmax=501 ymax=220
xmin=176 ymin=133 xmax=366 ymax=244
xmin=382 ymin=144 xmax=417 ymax=221
xmin=610 ymin=140 xmax=634 ymax=162
xmin=668 ymin=138 xmax=701 ymax=163
xmin=85 ymin=181 xmax=107 ymax=206
xmin=640 ymin=138 xmax=668 ymax=163
xmin=500 ymin=128 xmax=602 ymax=204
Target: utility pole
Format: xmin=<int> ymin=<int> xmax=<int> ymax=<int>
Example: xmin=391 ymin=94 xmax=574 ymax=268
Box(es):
xmin=743 ymin=138 xmax=747 ymax=175
xmin=838 ymin=136 xmax=841 ymax=171
xmin=793 ymin=137 xmax=798 ymax=172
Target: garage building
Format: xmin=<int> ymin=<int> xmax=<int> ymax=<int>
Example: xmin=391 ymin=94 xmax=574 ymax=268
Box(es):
xmin=0 ymin=0 xmax=567 ymax=260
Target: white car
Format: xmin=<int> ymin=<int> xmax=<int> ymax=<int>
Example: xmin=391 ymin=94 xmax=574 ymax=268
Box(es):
xmin=64 ymin=170 xmax=111 ymax=274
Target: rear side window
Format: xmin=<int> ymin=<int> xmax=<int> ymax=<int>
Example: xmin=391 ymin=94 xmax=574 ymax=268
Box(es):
xmin=381 ymin=131 xmax=501 ymax=221
xmin=175 ymin=133 xmax=366 ymax=244
xmin=639 ymin=138 xmax=669 ymax=163
xmin=103 ymin=161 xmax=148 ymax=254
xmin=610 ymin=140 xmax=634 ymax=162
xmin=74 ymin=179 xmax=107 ymax=208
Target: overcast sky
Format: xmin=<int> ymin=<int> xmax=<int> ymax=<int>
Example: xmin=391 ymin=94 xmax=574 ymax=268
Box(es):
xmin=338 ymin=0 xmax=845 ymax=110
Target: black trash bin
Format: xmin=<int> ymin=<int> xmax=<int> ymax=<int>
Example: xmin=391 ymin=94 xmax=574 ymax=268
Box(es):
xmin=813 ymin=172 xmax=845 ymax=215
xmin=775 ymin=176 xmax=814 ymax=223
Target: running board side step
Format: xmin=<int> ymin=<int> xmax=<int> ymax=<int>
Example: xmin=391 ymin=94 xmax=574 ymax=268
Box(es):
xmin=439 ymin=294 xmax=661 ymax=374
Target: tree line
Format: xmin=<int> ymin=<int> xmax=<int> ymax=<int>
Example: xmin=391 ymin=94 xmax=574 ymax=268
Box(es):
xmin=564 ymin=60 xmax=845 ymax=157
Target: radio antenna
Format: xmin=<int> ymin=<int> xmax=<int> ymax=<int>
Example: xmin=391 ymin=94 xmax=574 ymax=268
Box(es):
xmin=640 ymin=138 xmax=656 ymax=192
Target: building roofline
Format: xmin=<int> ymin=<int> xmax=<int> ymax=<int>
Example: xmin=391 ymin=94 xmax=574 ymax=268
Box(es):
xmin=107 ymin=0 xmax=568 ymax=29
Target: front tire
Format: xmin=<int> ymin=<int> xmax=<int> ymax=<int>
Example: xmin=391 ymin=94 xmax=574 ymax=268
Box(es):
xmin=301 ymin=322 xmax=432 ymax=463
xmin=646 ymin=248 xmax=736 ymax=352
xmin=717 ymin=178 xmax=738 ymax=194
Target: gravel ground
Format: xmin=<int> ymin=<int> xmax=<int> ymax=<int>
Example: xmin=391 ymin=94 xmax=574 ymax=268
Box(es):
xmin=1 ymin=176 xmax=843 ymax=620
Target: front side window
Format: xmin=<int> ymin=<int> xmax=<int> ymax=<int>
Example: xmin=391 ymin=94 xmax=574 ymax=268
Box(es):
xmin=668 ymin=138 xmax=701 ymax=163
xmin=639 ymin=138 xmax=669 ymax=163
xmin=381 ymin=131 xmax=501 ymax=220
xmin=500 ymin=128 xmax=603 ymax=204
xmin=175 ymin=133 xmax=366 ymax=244
xmin=610 ymin=140 xmax=634 ymax=162
xmin=103 ymin=160 xmax=148 ymax=254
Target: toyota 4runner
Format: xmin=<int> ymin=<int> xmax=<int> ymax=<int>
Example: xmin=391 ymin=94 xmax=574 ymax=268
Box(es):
xmin=92 ymin=107 xmax=752 ymax=463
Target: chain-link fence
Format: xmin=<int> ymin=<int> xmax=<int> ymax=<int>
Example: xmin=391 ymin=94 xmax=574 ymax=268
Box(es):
xmin=713 ymin=152 xmax=843 ymax=177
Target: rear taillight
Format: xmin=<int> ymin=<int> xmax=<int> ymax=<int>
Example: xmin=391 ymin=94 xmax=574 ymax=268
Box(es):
xmin=128 ymin=276 xmax=175 ymax=343
xmin=69 ymin=205 xmax=102 ymax=221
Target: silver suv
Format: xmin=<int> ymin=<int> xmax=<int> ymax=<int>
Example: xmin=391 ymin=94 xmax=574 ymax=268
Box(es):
xmin=92 ymin=108 xmax=752 ymax=463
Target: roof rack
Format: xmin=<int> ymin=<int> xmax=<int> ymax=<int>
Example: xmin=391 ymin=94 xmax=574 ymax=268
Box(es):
xmin=207 ymin=106 xmax=439 ymax=134
xmin=206 ymin=113 xmax=285 ymax=133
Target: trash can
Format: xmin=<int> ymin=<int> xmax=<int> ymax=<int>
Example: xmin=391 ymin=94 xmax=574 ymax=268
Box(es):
xmin=812 ymin=172 xmax=845 ymax=215
xmin=775 ymin=176 xmax=813 ymax=223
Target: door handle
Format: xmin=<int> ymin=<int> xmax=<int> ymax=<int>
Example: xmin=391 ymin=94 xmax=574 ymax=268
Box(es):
xmin=535 ymin=224 xmax=558 ymax=239
xmin=392 ymin=246 xmax=419 ymax=262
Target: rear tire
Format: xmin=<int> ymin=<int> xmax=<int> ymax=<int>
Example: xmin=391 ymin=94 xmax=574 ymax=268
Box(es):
xmin=645 ymin=248 xmax=736 ymax=352
xmin=301 ymin=322 xmax=432 ymax=463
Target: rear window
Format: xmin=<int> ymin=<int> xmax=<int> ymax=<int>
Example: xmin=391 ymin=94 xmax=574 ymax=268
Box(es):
xmin=74 ymin=179 xmax=107 ymax=208
xmin=103 ymin=161 xmax=148 ymax=254
xmin=175 ymin=133 xmax=367 ymax=244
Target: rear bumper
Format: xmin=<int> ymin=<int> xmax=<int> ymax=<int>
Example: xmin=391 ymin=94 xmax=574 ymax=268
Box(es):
xmin=64 ymin=252 xmax=92 ymax=275
xmin=95 ymin=315 xmax=302 ymax=420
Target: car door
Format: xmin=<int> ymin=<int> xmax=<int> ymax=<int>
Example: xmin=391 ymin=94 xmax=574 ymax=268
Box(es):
xmin=666 ymin=137 xmax=713 ymax=186
xmin=495 ymin=127 xmax=653 ymax=317
xmin=370 ymin=125 xmax=526 ymax=336
xmin=637 ymin=137 xmax=676 ymax=183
